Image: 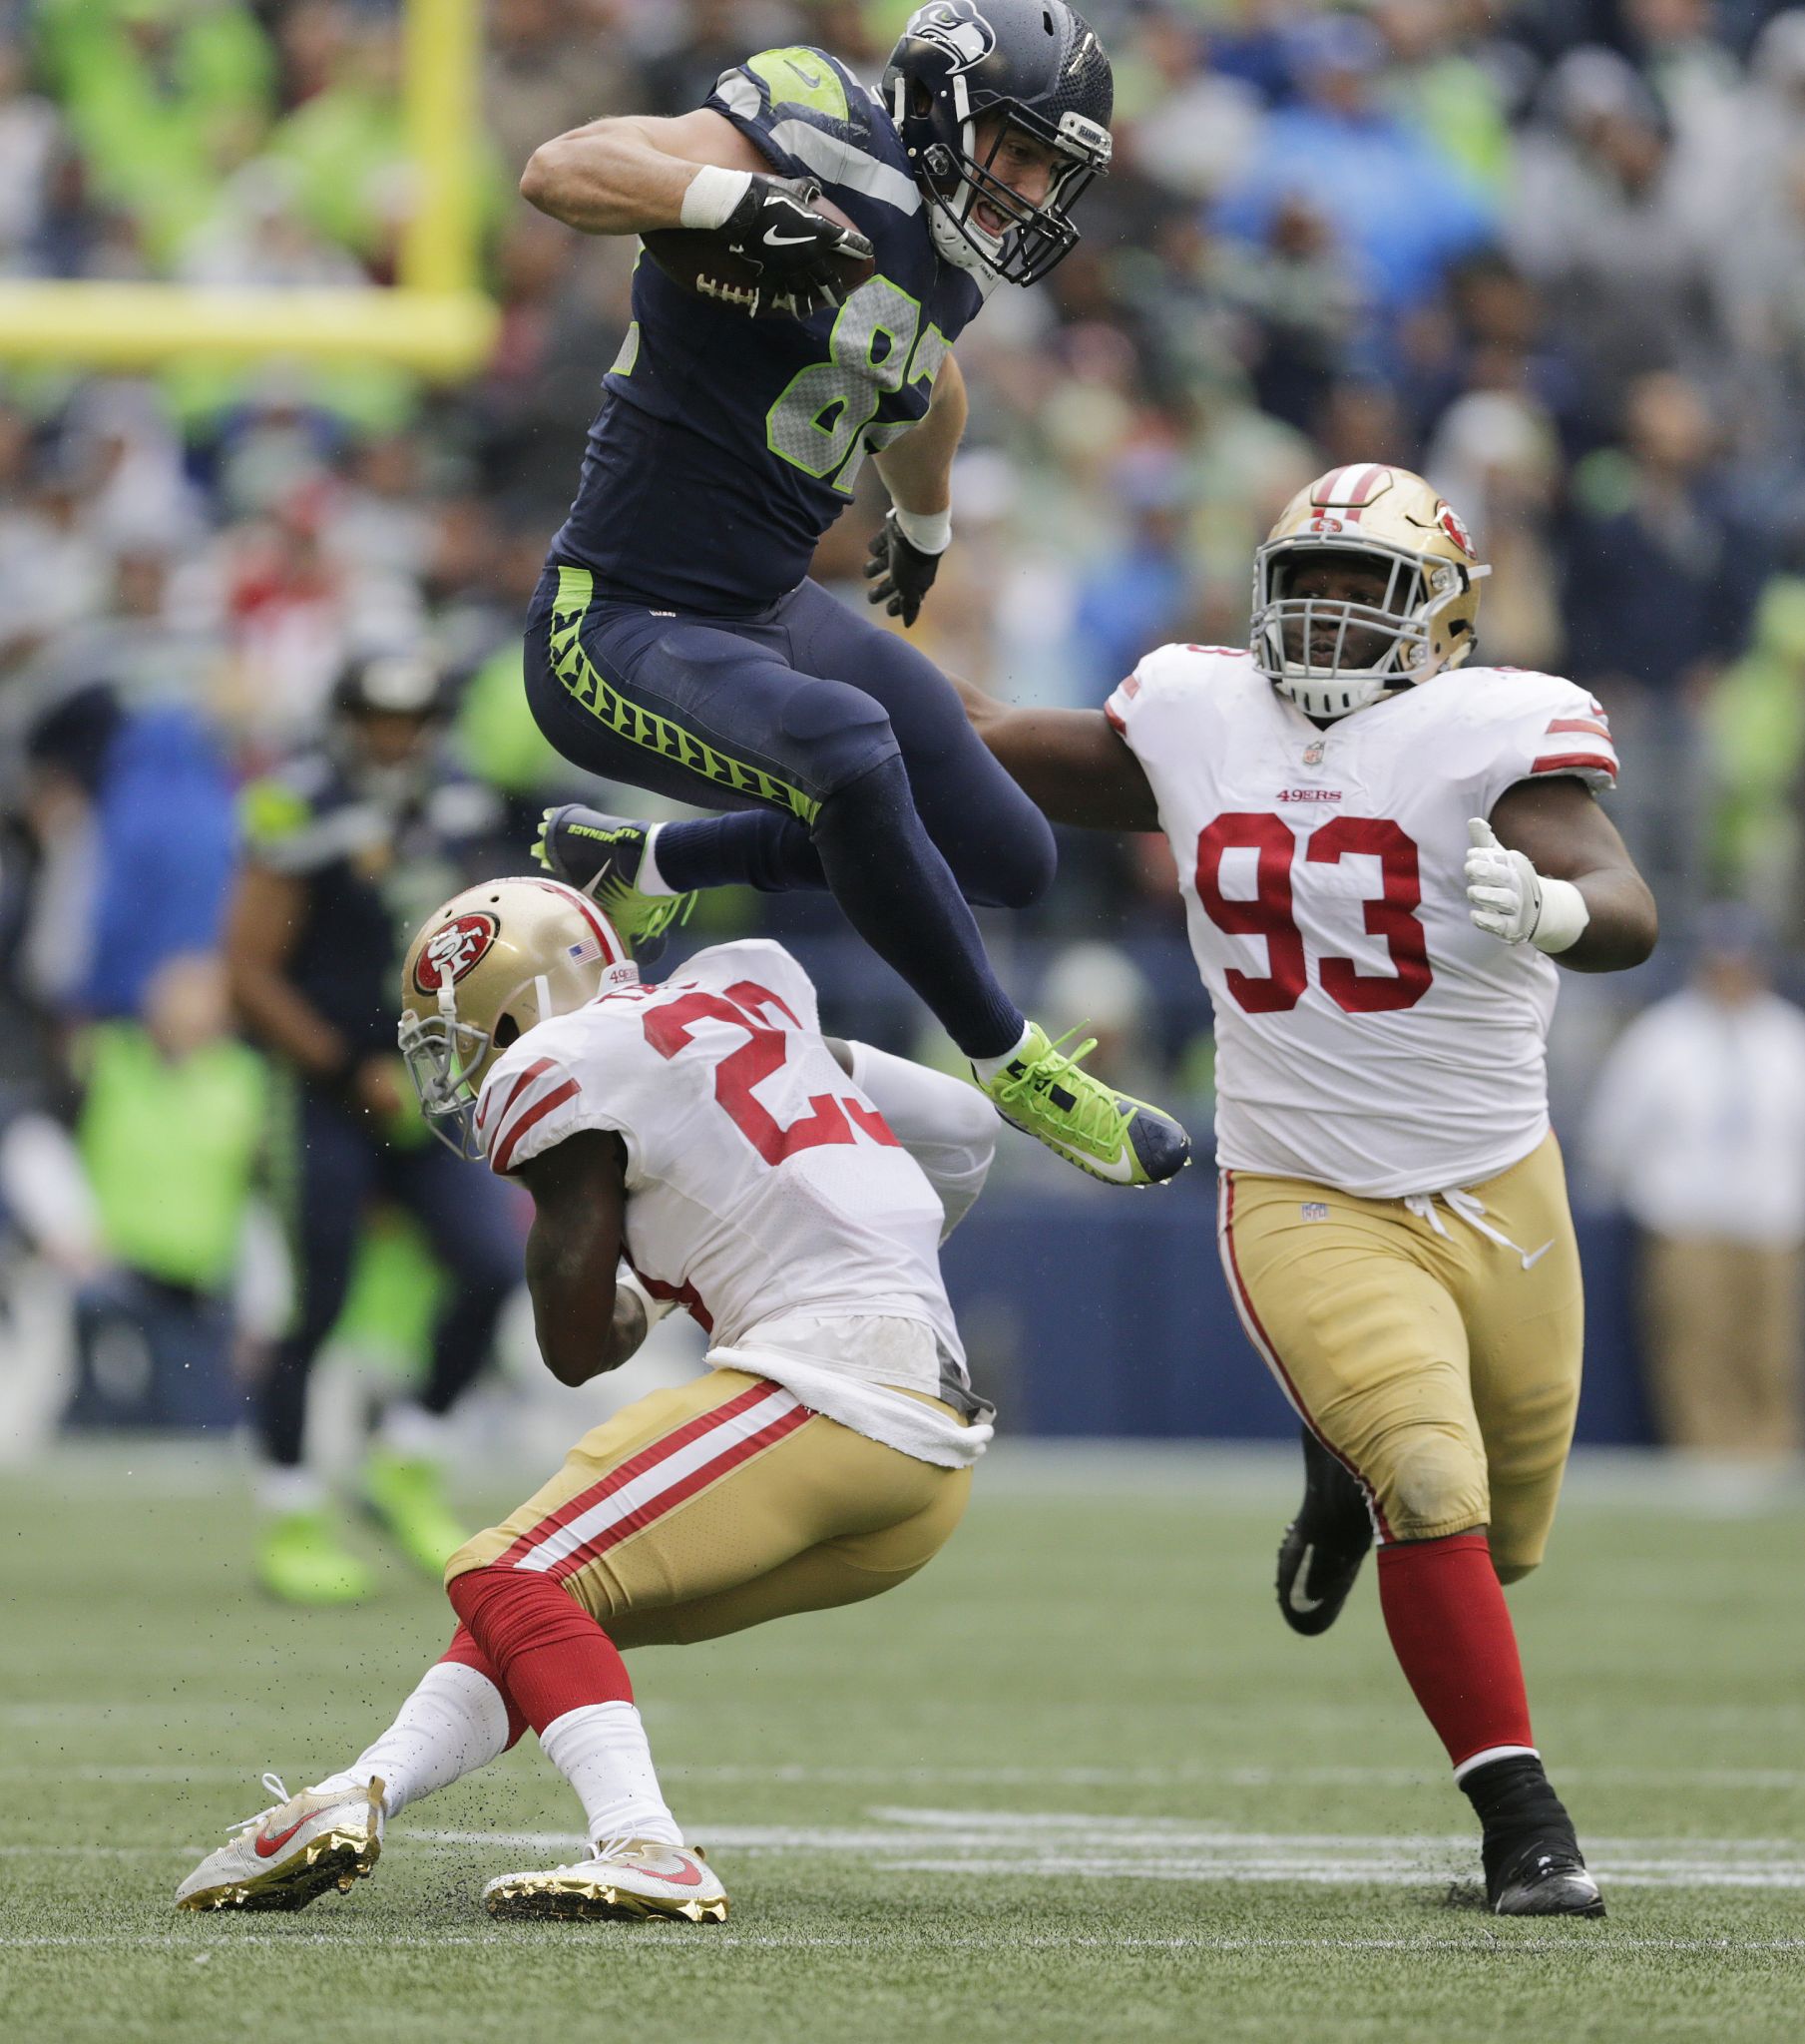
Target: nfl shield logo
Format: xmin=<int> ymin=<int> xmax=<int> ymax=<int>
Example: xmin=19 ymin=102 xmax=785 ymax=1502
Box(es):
xmin=1302 ymin=741 xmax=1324 ymax=766
xmin=1300 ymin=1202 xmax=1331 ymax=1222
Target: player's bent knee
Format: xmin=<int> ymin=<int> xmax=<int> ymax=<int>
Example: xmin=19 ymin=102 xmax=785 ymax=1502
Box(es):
xmin=1493 ymin=1556 xmax=1539 ymax=1586
xmin=779 ymin=679 xmax=899 ymax=796
xmin=1374 ymin=1427 xmax=1489 ymax=1542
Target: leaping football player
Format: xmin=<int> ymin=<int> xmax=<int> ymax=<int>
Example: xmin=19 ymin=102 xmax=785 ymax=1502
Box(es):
xmin=954 ymin=466 xmax=1658 ymax=1916
xmin=511 ymin=1 xmax=1189 ymax=1191
xmin=176 ymin=877 xmax=997 ymax=1922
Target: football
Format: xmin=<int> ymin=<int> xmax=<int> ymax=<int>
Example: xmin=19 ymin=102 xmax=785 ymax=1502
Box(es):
xmin=642 ymin=193 xmax=875 ymax=319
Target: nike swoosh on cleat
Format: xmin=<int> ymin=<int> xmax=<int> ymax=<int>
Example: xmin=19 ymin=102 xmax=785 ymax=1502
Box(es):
xmin=638 ymin=1857 xmax=704 ymax=1888
xmin=1286 ymin=1544 xmax=1325 ymax=1615
xmin=253 ymin=1815 xmax=311 ymax=1859
xmin=1521 ymin=1241 xmax=1556 ymax=1271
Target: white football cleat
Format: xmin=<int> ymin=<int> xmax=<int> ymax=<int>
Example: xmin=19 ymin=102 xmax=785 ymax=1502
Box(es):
xmin=175 ymin=1773 xmax=383 ymax=1912
xmin=482 ymin=1837 xmax=727 ymax=1923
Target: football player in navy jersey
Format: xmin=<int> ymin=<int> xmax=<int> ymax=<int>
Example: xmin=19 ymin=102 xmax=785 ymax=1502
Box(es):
xmin=514 ymin=1 xmax=1189 ymax=1191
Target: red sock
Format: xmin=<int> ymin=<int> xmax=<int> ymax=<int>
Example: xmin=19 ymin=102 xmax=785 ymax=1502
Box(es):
xmin=438 ymin=1623 xmax=529 ymax=1750
xmin=1375 ymin=1533 xmax=1535 ymax=1775
xmin=447 ymin=1564 xmax=633 ymax=1735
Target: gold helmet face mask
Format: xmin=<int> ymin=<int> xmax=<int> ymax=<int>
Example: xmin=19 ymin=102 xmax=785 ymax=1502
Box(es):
xmin=1250 ymin=464 xmax=1490 ymax=721
xmin=397 ymin=876 xmax=638 ymax=1160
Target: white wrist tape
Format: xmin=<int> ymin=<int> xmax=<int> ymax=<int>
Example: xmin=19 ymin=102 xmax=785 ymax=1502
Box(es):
xmin=1531 ymin=876 xmax=1590 ymax=955
xmin=615 ymin=1263 xmax=675 ymax=1327
xmin=679 ymin=164 xmax=752 ymax=232
xmin=891 ymin=504 xmax=953 ymax=556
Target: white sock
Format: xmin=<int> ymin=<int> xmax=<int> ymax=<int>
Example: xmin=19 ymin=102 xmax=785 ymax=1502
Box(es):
xmin=970 ymin=1020 xmax=1034 ymax=1085
xmin=637 ymin=825 xmax=677 ymax=898
xmin=257 ymin=1464 xmax=326 ymax=1517
xmin=311 ymin=1662 xmax=511 ymax=1817
xmin=377 ymin=1400 xmax=452 ymax=1459
xmin=539 ymin=1701 xmax=681 ymax=1848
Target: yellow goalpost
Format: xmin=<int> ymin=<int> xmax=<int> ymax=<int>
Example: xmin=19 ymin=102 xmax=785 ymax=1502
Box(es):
xmin=0 ymin=0 xmax=496 ymax=378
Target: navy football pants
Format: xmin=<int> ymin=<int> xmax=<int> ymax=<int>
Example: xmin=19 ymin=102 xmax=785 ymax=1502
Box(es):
xmin=256 ymin=1087 xmax=523 ymax=1469
xmin=523 ymin=566 xmax=1055 ymax=1056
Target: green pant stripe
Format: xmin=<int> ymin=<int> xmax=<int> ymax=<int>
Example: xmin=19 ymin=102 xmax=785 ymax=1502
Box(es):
xmin=550 ymin=566 xmax=821 ymax=825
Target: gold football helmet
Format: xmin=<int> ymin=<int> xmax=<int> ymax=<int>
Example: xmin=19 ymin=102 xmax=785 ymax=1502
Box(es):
xmin=397 ymin=876 xmax=637 ymax=1158
xmin=1250 ymin=463 xmax=1490 ymax=720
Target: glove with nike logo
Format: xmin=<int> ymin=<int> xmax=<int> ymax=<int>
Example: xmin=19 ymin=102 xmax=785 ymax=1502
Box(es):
xmin=1465 ymin=816 xmax=1590 ymax=955
xmin=721 ymin=176 xmax=874 ymax=313
xmin=864 ymin=508 xmax=948 ymax=628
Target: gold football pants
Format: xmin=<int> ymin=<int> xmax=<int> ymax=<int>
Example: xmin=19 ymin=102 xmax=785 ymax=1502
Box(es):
xmin=447 ymin=1369 xmax=971 ymax=1643
xmin=1218 ymin=1133 xmax=1583 ymax=1580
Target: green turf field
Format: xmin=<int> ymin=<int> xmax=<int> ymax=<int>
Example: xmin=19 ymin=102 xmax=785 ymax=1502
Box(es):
xmin=2 ymin=1442 xmax=1802 ymax=2043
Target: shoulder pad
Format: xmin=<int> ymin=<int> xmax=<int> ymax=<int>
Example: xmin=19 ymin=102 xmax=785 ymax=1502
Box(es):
xmin=739 ymin=47 xmax=862 ymax=129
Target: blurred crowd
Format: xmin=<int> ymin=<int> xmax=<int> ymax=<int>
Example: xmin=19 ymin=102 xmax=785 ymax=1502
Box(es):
xmin=3 ymin=0 xmax=1805 ymax=1458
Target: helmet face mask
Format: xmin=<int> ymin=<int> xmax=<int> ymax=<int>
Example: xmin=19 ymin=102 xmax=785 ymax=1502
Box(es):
xmin=398 ymin=1003 xmax=495 ymax=1161
xmin=884 ymin=2 xmax=1114 ymax=287
xmin=396 ymin=877 xmax=638 ymax=1161
xmin=1250 ymin=466 xmax=1490 ymax=722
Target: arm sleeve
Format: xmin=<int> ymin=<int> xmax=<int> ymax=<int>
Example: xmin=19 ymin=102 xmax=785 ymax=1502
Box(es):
xmin=845 ymin=1041 xmax=997 ymax=1241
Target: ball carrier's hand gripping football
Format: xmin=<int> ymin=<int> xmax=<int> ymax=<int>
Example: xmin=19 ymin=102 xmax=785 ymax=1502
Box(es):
xmin=644 ymin=167 xmax=876 ymax=320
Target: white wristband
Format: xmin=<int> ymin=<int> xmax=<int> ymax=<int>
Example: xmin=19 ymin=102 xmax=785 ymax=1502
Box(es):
xmin=679 ymin=164 xmax=752 ymax=232
xmin=891 ymin=504 xmax=953 ymax=556
xmin=1531 ymin=876 xmax=1590 ymax=955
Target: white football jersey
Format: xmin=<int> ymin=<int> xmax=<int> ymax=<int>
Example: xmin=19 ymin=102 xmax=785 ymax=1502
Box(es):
xmin=474 ymin=939 xmax=963 ymax=1367
xmin=1107 ymin=647 xmax=1619 ymax=1198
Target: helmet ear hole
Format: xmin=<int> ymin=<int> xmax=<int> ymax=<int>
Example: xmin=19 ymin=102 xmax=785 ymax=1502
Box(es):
xmin=494 ymin=1013 xmax=521 ymax=1051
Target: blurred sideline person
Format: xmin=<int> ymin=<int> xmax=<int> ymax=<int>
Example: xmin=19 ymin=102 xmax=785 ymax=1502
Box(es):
xmin=226 ymin=654 xmax=519 ymax=1604
xmin=953 ymin=465 xmax=1658 ymax=1915
xmin=1584 ymin=908 xmax=1805 ymax=1457
xmin=67 ymin=951 xmax=265 ymax=1430
xmin=515 ymin=5 xmax=1191 ymax=1189
xmin=176 ymin=876 xmax=997 ymax=1923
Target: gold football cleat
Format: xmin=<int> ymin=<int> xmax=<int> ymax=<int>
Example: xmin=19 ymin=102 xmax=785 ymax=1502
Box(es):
xmin=482 ymin=1838 xmax=727 ymax=1923
xmin=175 ymin=1775 xmax=384 ymax=1912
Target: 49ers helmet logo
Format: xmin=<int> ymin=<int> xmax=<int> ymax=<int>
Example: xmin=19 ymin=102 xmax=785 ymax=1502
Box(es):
xmin=413 ymin=912 xmax=498 ymax=995
xmin=1438 ymin=503 xmax=1477 ymax=559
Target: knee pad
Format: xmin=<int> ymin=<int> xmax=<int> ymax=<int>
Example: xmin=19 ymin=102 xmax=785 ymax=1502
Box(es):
xmin=778 ymin=679 xmax=899 ymax=798
xmin=1373 ymin=1426 xmax=1489 ymax=1542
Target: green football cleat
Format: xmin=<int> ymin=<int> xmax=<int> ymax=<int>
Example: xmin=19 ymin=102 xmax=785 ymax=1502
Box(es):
xmin=255 ymin=1511 xmax=373 ymax=1607
xmin=362 ymin=1450 xmax=467 ymax=1577
xmin=533 ymin=805 xmax=695 ymax=965
xmin=978 ymin=1021 xmax=1191 ymax=1187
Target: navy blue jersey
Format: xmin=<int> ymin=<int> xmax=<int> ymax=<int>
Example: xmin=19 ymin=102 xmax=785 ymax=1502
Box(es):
xmin=239 ymin=752 xmax=504 ymax=1068
xmin=549 ymin=47 xmax=988 ymax=616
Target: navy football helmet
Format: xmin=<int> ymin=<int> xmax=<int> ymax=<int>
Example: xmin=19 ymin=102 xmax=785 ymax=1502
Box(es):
xmin=881 ymin=1 xmax=1113 ymax=286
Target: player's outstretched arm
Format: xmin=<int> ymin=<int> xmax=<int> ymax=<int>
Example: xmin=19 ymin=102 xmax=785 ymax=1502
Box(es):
xmin=826 ymin=1036 xmax=997 ymax=1238
xmin=1469 ymin=777 xmax=1658 ymax=974
xmin=520 ymin=109 xmax=770 ymax=237
xmin=514 ymin=1130 xmax=641 ymax=1385
xmin=953 ymin=677 xmax=1161 ymax=832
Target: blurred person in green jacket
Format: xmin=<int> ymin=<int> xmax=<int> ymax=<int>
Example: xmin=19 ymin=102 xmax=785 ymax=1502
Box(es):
xmin=68 ymin=949 xmax=266 ymax=1429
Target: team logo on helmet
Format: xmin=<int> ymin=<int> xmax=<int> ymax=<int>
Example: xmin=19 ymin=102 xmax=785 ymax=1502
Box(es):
xmin=413 ymin=912 xmax=499 ymax=995
xmin=906 ymin=1 xmax=997 ymax=71
xmin=1308 ymin=514 xmax=1346 ymax=534
xmin=1438 ymin=503 xmax=1477 ymax=559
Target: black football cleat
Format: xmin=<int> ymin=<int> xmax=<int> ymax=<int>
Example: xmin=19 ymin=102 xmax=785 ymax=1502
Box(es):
xmin=1488 ymin=1837 xmax=1606 ymax=1918
xmin=1276 ymin=1426 xmax=1374 ymax=1636
xmin=532 ymin=804 xmax=694 ymax=967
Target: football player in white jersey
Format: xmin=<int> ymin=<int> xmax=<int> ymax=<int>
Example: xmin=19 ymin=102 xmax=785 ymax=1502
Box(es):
xmin=175 ymin=876 xmax=997 ymax=1923
xmin=955 ymin=464 xmax=1657 ymax=1917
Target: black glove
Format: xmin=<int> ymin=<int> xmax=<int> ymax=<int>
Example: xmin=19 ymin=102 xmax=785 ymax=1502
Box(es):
xmin=722 ymin=175 xmax=873 ymax=313
xmin=864 ymin=510 xmax=945 ymax=629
